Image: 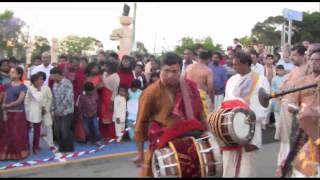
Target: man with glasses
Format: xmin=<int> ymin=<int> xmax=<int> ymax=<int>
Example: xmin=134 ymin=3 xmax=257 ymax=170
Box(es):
xmin=31 ymin=51 xmax=54 ymax=86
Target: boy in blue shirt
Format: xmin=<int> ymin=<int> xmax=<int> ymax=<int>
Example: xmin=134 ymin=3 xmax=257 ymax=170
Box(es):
xmin=271 ymin=65 xmax=287 ymax=139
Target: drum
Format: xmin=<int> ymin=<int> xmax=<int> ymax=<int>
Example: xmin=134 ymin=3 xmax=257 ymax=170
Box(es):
xmin=152 ymin=146 xmax=181 ymax=177
xmin=151 ymin=132 xmax=222 ymax=178
xmin=191 ymin=132 xmax=223 ymax=177
xmin=207 ymin=107 xmax=256 ymax=146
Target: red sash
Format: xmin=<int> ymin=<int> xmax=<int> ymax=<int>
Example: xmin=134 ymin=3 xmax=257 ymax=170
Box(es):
xmin=148 ymin=78 xmax=205 ymax=151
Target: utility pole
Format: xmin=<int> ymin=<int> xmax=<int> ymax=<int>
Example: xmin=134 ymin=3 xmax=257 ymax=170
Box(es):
xmin=131 ymin=2 xmax=137 ymax=52
xmin=281 ymin=23 xmax=285 ymax=51
xmin=153 ymin=32 xmax=157 ymax=54
xmin=288 ymin=19 xmax=292 ymax=46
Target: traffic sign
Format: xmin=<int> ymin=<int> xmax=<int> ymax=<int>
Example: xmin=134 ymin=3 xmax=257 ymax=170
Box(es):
xmin=283 ymin=8 xmax=303 ymax=21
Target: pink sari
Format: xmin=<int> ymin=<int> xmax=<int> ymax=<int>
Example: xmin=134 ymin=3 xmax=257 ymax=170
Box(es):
xmin=0 ymin=112 xmax=29 ymax=160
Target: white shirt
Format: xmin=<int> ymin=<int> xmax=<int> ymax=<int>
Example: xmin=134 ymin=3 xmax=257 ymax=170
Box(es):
xmin=31 ymin=64 xmax=54 ymax=86
xmin=113 ymin=95 xmax=127 ymax=123
xmin=225 ymin=72 xmax=270 ymax=149
xmin=277 ymin=59 xmax=294 ymax=72
xmin=25 ymin=85 xmax=53 ymax=125
xmin=182 ymin=59 xmax=196 ymax=75
xmin=251 ymin=63 xmax=264 ymax=76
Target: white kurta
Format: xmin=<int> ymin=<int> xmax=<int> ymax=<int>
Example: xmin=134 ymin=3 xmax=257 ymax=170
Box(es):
xmin=251 ymin=63 xmax=264 ymax=77
xmin=41 ymin=86 xmax=53 ymax=126
xmin=31 ymin=64 xmax=54 ymax=86
xmin=113 ymin=95 xmax=127 ymax=142
xmin=25 ymin=85 xmax=44 ymax=123
xmin=223 ymin=71 xmax=270 ymax=177
xmin=25 ymin=85 xmax=54 ymax=147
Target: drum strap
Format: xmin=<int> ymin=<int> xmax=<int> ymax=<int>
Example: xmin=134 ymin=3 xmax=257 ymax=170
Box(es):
xmin=221 ymin=145 xmax=243 ymax=177
xmin=243 ymin=72 xmax=260 ymax=105
xmin=180 ymin=77 xmax=195 ymax=120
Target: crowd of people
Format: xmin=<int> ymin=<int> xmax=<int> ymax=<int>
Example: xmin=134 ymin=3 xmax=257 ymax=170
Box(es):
xmin=0 ymin=50 xmax=161 ymax=160
xmin=0 ymin=38 xmax=318 ymax=177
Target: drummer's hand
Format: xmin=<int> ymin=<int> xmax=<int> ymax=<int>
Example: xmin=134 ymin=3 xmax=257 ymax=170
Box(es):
xmin=132 ymin=153 xmax=144 ymax=167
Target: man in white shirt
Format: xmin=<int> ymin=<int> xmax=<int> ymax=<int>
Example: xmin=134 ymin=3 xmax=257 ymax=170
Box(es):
xmin=250 ymin=50 xmax=264 ymax=76
xmin=31 ymin=51 xmax=54 ymax=86
xmin=277 ymin=50 xmax=294 ymax=74
xmin=181 ymin=48 xmax=196 ymax=74
xmin=223 ymin=51 xmax=270 ymax=177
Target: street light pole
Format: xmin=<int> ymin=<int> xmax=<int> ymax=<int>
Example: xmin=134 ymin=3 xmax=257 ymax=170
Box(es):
xmin=288 ymin=19 xmax=292 ymax=46
xmin=131 ymin=2 xmax=137 ymax=52
xmin=153 ymin=32 xmax=157 ymax=54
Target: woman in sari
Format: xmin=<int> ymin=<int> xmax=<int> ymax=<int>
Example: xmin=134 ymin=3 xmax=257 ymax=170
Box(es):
xmin=118 ymin=55 xmax=134 ymax=88
xmin=0 ymin=67 xmax=29 ymax=160
xmin=99 ymin=60 xmax=120 ymax=141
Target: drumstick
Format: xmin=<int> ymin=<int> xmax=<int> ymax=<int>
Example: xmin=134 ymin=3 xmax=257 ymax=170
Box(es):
xmin=281 ymin=128 xmax=304 ymax=177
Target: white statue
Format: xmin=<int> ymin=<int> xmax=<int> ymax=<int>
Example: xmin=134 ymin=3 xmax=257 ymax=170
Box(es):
xmin=110 ymin=4 xmax=132 ymax=60
xmin=51 ymin=38 xmax=58 ymax=64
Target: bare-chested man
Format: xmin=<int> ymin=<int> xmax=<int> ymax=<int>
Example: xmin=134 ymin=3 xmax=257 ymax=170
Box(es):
xmin=304 ymin=43 xmax=320 ymax=76
xmin=285 ymin=48 xmax=320 ymax=177
xmin=184 ymin=50 xmax=214 ymax=117
xmin=276 ymin=45 xmax=308 ymax=174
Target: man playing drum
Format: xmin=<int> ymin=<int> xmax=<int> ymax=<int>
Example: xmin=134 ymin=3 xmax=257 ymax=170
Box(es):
xmin=132 ymin=52 xmax=211 ymax=177
xmin=285 ymin=49 xmax=320 ymax=177
xmin=223 ymin=51 xmax=270 ymax=177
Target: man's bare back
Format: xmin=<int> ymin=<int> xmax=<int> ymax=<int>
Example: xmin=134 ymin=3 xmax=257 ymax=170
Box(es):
xmin=184 ymin=62 xmax=213 ymax=92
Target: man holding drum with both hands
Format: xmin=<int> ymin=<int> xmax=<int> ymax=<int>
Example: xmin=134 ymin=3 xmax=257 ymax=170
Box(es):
xmin=132 ymin=50 xmax=273 ymax=178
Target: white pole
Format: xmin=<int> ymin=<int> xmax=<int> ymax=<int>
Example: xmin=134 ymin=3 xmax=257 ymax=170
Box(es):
xmin=153 ymin=32 xmax=157 ymax=54
xmin=131 ymin=2 xmax=137 ymax=52
xmin=288 ymin=19 xmax=292 ymax=46
xmin=281 ymin=23 xmax=285 ymax=51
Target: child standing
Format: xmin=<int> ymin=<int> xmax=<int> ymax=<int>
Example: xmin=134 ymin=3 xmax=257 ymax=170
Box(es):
xmin=113 ymin=85 xmax=128 ymax=143
xmin=127 ymin=79 xmax=142 ymax=140
xmin=272 ymin=65 xmax=287 ymax=140
xmin=25 ymin=73 xmax=48 ymax=154
xmin=37 ymin=72 xmax=56 ymax=152
xmin=78 ymin=82 xmax=101 ymax=145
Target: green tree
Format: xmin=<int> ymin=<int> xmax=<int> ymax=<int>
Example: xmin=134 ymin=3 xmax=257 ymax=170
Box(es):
xmin=31 ymin=36 xmax=51 ymax=59
xmin=0 ymin=10 xmax=26 ymax=58
xmin=251 ymin=16 xmax=285 ymax=46
xmin=58 ymin=35 xmax=104 ymax=55
xmin=174 ymin=37 xmax=194 ymax=55
xmin=292 ymin=12 xmax=320 ymax=44
xmin=174 ymin=36 xmax=222 ymax=55
xmin=251 ymin=12 xmax=320 ymax=46
xmin=239 ymin=36 xmax=252 ymax=47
